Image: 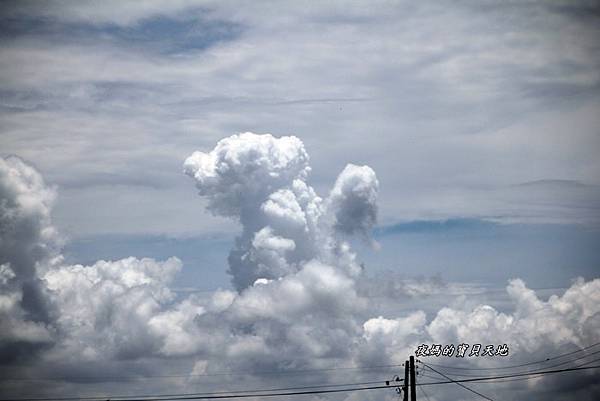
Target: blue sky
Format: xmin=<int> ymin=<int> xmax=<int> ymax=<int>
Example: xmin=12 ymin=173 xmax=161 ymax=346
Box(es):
xmin=63 ymin=220 xmax=600 ymax=292
xmin=1 ymin=2 xmax=600 ymax=400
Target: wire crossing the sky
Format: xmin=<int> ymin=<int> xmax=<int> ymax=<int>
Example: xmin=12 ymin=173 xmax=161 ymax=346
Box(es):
xmin=4 ymin=379 xmax=393 ymax=401
xmin=423 ymin=340 xmax=600 ymax=371
xmin=419 ymin=362 xmax=494 ymax=400
xmin=0 ymin=363 xmax=404 ymax=382
xmin=3 ymin=364 xmax=599 ymax=401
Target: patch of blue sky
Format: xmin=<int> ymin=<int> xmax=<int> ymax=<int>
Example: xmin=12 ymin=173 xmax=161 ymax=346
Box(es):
xmin=373 ymin=218 xmax=495 ymax=236
xmin=103 ymin=14 xmax=244 ymax=55
xmin=364 ymin=219 xmax=600 ymax=288
xmin=0 ymin=12 xmax=244 ymax=55
xmin=64 ymin=220 xmax=600 ymax=292
xmin=63 ymin=233 xmax=234 ymax=291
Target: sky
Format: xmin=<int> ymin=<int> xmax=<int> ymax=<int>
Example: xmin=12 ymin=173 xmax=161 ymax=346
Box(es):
xmin=0 ymin=1 xmax=599 ymax=400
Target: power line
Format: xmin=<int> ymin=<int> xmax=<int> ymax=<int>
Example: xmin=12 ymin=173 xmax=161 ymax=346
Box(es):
xmin=417 ymin=364 xmax=600 ymax=387
xmin=1 ymin=383 xmax=398 ymax=401
xmin=419 ymin=371 xmax=552 ymax=385
xmin=525 ymin=349 xmax=600 ymax=373
xmin=419 ymin=384 xmax=432 ymax=401
xmin=468 ymin=357 xmax=600 ymax=385
xmin=423 ymin=340 xmax=600 ymax=371
xmin=7 ymin=379 xmax=394 ymax=401
xmin=420 ymin=357 xmax=600 ymax=386
xmin=0 ymin=363 xmax=403 ymax=382
xmin=7 ymin=364 xmax=599 ymax=401
xmin=420 ymin=347 xmax=600 ymax=378
xmin=420 ymin=362 xmax=494 ymax=401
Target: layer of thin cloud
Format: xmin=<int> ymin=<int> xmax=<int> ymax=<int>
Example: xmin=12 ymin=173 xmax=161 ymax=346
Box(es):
xmin=2 ymin=0 xmax=202 ymax=26
xmin=2 ymin=2 xmax=599 ymax=238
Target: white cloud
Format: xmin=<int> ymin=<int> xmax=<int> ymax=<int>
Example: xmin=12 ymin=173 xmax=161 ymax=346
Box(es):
xmin=183 ymin=132 xmax=311 ymax=220
xmin=1 ymin=101 xmax=599 ymax=399
xmin=363 ymin=313 xmax=427 ymax=343
xmin=0 ymin=2 xmax=599 ymax=399
xmin=184 ymin=132 xmax=371 ymax=291
xmin=45 ymin=256 xmax=183 ymax=359
xmin=428 ymin=278 xmax=600 ymax=355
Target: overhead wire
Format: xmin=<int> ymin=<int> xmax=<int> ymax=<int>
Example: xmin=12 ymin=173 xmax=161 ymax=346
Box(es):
xmin=418 ymin=346 xmax=600 ymax=379
xmin=418 ymin=370 xmax=550 ymax=385
xmin=421 ymin=355 xmax=600 ymax=384
xmin=416 ymin=364 xmax=600 ymax=387
xmin=422 ymin=340 xmax=600 ymax=371
xmin=0 ymin=378 xmax=398 ymax=401
xmin=3 ymin=364 xmax=599 ymax=401
xmin=419 ymin=362 xmax=494 ymax=401
xmin=0 ymin=363 xmax=403 ymax=382
xmin=419 ymin=384 xmax=432 ymax=401
xmin=0 ymin=383 xmax=398 ymax=401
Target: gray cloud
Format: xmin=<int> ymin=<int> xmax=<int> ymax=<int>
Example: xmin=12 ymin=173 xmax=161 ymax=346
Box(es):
xmin=0 ymin=156 xmax=59 ymax=362
xmin=0 ymin=157 xmax=58 ymax=317
xmin=326 ymin=164 xmax=378 ymax=238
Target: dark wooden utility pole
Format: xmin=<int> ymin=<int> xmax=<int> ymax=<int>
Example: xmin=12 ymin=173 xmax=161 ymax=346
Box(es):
xmin=403 ymin=360 xmax=409 ymax=401
xmin=409 ymin=356 xmax=416 ymax=401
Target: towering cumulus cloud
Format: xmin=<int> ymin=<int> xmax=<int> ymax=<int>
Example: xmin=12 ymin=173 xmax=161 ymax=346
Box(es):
xmin=184 ymin=132 xmax=379 ymax=290
xmin=0 ymin=134 xmax=599 ymax=400
xmin=179 ymin=132 xmax=381 ymax=374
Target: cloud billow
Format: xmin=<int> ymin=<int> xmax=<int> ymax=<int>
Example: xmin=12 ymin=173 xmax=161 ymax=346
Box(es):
xmin=0 ymin=157 xmax=59 ymax=362
xmin=183 ymin=132 xmax=378 ymax=291
xmin=0 ymin=134 xmax=598 ymax=400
